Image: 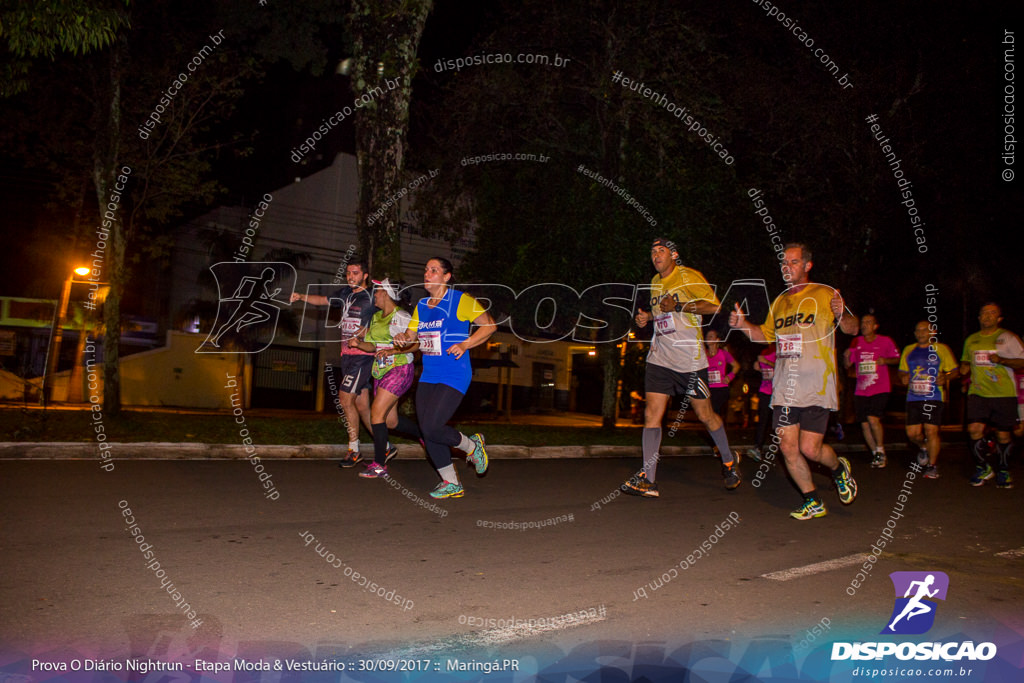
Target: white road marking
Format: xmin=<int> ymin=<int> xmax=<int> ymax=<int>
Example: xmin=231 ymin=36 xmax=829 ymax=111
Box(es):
xmin=762 ymin=553 xmax=874 ymax=581
xmin=996 ymin=547 xmax=1024 ymax=559
xmin=386 ymin=611 xmax=607 ymax=657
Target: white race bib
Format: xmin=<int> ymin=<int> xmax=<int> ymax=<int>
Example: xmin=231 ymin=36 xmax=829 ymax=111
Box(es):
xmin=778 ymin=333 xmax=802 ymax=358
xmin=709 ymin=370 xmax=722 ymax=385
xmin=973 ymin=349 xmax=994 ymax=367
xmin=858 ymin=360 xmax=877 ymax=376
xmin=909 ymin=377 xmax=933 ymax=396
xmin=420 ymin=330 xmax=441 ymax=356
xmin=654 ymin=312 xmax=676 ymax=336
xmin=342 ymin=316 xmax=361 ymax=336
xmin=375 ymin=344 xmax=394 ymax=370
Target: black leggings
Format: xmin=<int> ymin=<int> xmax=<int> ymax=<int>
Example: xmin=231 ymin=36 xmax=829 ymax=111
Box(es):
xmin=415 ymin=382 xmax=466 ymax=469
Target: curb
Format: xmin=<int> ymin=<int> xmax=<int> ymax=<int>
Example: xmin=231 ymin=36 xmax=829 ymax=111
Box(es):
xmin=0 ymin=441 xmax=907 ymax=460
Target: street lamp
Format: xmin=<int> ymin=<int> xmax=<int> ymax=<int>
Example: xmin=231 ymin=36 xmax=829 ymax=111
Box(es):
xmin=39 ymin=266 xmax=92 ymax=406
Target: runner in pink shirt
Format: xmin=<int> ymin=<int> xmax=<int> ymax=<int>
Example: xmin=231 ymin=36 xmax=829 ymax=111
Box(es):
xmin=748 ymin=346 xmax=777 ymax=463
xmin=844 ymin=313 xmax=900 ymax=468
xmin=705 ymin=329 xmax=739 ymax=420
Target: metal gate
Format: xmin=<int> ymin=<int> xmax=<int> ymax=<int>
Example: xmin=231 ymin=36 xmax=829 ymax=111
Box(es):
xmin=251 ymin=345 xmax=317 ymax=409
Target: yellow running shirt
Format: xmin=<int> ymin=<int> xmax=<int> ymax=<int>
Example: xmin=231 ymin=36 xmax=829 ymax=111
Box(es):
xmin=646 ymin=265 xmax=718 ymax=374
xmin=759 ymin=283 xmax=840 ymax=410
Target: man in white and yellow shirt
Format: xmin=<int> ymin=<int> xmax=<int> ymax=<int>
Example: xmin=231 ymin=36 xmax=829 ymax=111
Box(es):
xmin=730 ymin=243 xmax=860 ymax=520
xmin=620 ymin=237 xmax=740 ymax=498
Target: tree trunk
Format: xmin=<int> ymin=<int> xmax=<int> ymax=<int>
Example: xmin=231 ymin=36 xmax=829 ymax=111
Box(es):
xmin=91 ymin=39 xmax=125 ymax=416
xmin=350 ymin=0 xmax=433 ymax=279
xmin=599 ymin=343 xmax=622 ymax=429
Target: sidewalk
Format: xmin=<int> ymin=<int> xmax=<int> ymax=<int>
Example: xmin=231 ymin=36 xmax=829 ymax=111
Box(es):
xmin=1 ymin=403 xmax=918 ymax=460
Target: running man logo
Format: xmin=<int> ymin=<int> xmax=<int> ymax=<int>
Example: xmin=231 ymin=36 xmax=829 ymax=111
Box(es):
xmin=881 ymin=571 xmax=949 ymax=635
xmin=196 ymin=262 xmax=296 ymax=354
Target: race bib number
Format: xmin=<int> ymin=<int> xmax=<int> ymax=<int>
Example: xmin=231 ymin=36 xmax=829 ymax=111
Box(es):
xmin=973 ymin=350 xmax=994 ymax=367
xmin=709 ymin=370 xmax=722 ymax=385
xmin=375 ymin=344 xmax=394 ymax=370
xmin=420 ymin=331 xmax=441 ymax=356
xmin=858 ymin=360 xmax=877 ymax=376
xmin=761 ymin=366 xmax=774 ymax=381
xmin=909 ymin=377 xmax=933 ymax=396
xmin=654 ymin=313 xmax=676 ymax=336
xmin=778 ymin=333 xmax=802 ymax=358
xmin=342 ymin=316 xmax=361 ymax=336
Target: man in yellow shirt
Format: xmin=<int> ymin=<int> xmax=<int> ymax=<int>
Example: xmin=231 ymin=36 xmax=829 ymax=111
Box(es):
xmin=730 ymin=243 xmax=859 ymax=520
xmin=620 ymin=238 xmax=740 ymax=498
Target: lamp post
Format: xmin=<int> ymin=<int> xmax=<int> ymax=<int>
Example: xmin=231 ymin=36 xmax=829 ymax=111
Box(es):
xmin=40 ymin=267 xmax=91 ymax=406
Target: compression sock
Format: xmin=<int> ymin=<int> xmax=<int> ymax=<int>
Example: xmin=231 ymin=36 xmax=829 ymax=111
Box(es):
xmin=969 ymin=438 xmax=987 ymax=466
xmin=709 ymin=426 xmax=735 ymax=465
xmin=371 ymin=423 xmax=389 ymax=465
xmin=996 ymin=441 xmax=1012 ymax=470
xmin=642 ymin=427 xmax=662 ymax=482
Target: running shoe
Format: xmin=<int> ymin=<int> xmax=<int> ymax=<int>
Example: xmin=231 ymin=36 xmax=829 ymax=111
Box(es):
xmin=338 ymin=448 xmax=363 ymax=468
xmin=871 ymin=451 xmax=887 ymax=469
xmin=467 ymin=433 xmax=489 ymax=475
xmin=747 ymin=446 xmax=764 ymax=463
xmin=723 ymin=462 xmax=741 ymax=490
xmin=620 ymin=472 xmax=659 ymax=498
xmin=996 ymin=470 xmax=1014 ymax=489
xmin=923 ymin=465 xmax=939 ymax=479
xmin=790 ymin=498 xmax=827 ymax=520
xmin=834 ymin=456 xmax=857 ymax=504
xmin=916 ymin=448 xmax=929 ymax=468
xmin=358 ymin=462 xmax=388 ymax=479
xmin=429 ymin=481 xmax=464 ymax=498
xmin=384 ymin=445 xmax=399 ymax=465
xmin=970 ymin=464 xmax=994 ymax=487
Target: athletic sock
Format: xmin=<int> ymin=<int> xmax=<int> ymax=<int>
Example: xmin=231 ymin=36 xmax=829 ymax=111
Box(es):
xmin=996 ymin=441 xmax=1012 ymax=470
xmin=709 ymin=426 xmax=735 ymax=465
xmin=348 ymin=440 xmax=359 ymax=452
xmin=642 ymin=427 xmax=661 ymax=483
xmin=803 ymin=489 xmax=820 ymax=502
xmin=457 ymin=433 xmax=475 ymax=453
xmin=371 ymin=423 xmax=389 ymax=465
xmin=438 ymin=464 xmax=459 ymax=485
xmin=969 ymin=438 xmax=987 ymax=466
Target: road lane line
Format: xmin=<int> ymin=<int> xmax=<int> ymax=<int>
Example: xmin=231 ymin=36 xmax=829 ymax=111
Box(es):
xmin=996 ymin=547 xmax=1024 ymax=559
xmin=385 ymin=611 xmax=607 ymax=657
xmin=762 ymin=553 xmax=873 ymax=581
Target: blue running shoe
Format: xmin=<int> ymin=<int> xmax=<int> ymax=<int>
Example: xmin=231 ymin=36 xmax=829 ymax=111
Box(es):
xmin=468 ymin=433 xmax=489 ymax=475
xmin=429 ymin=481 xmax=464 ymax=499
xmin=970 ymin=464 xmax=994 ymax=487
xmin=834 ymin=456 xmax=857 ymax=504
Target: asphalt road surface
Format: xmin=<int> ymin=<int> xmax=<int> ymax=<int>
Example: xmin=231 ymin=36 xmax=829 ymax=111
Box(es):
xmin=1 ymin=446 xmax=1021 ymax=679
